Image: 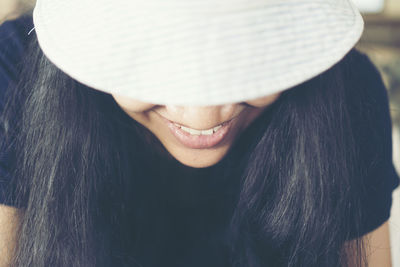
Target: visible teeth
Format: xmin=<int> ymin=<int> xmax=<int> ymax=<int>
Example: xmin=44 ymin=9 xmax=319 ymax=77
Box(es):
xmin=181 ymin=126 xmax=201 ymax=135
xmin=177 ymin=124 xmax=223 ymax=135
xmin=213 ymin=125 xmax=222 ymax=132
xmin=201 ymin=129 xmax=214 ymax=135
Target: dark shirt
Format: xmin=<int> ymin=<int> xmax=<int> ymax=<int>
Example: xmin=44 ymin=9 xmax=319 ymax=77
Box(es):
xmin=0 ymin=16 xmax=399 ymax=267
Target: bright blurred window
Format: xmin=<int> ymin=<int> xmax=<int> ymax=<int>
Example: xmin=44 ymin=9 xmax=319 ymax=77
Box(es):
xmin=352 ymin=0 xmax=385 ymax=13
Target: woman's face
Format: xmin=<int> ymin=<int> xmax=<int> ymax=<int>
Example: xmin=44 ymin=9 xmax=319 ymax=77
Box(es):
xmin=112 ymin=93 xmax=281 ymax=168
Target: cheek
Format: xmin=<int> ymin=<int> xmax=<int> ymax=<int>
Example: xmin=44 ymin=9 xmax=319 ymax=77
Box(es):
xmin=112 ymin=94 xmax=156 ymax=112
xmin=245 ymin=92 xmax=281 ymax=108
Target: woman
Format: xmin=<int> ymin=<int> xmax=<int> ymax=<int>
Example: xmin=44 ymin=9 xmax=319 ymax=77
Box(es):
xmin=0 ymin=0 xmax=398 ymax=266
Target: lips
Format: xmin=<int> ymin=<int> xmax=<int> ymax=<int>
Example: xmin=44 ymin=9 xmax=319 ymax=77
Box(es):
xmin=153 ymin=110 xmax=236 ymax=149
xmin=166 ymin=119 xmax=233 ymax=149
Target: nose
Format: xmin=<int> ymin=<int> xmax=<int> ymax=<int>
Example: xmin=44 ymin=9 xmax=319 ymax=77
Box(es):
xmin=165 ymin=104 xmax=238 ymax=130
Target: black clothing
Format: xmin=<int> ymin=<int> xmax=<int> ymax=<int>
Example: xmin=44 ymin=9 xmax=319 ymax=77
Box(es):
xmin=0 ymin=16 xmax=399 ymax=267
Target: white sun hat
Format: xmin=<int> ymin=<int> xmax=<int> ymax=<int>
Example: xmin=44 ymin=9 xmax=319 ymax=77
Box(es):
xmin=32 ymin=0 xmax=364 ymax=106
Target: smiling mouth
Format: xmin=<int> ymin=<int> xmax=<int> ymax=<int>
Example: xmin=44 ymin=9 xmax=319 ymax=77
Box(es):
xmin=166 ymin=117 xmax=235 ymax=149
xmin=169 ymin=118 xmax=234 ymax=135
xmin=154 ymin=111 xmax=235 ymax=131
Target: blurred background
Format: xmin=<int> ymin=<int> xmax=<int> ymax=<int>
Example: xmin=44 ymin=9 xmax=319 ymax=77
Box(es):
xmin=0 ymin=0 xmax=399 ymax=265
xmin=355 ymin=0 xmax=400 ymax=265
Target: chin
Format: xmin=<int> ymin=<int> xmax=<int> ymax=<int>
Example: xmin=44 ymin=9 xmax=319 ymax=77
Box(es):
xmin=168 ymin=149 xmax=228 ymax=169
xmin=177 ymin=159 xmax=220 ymax=168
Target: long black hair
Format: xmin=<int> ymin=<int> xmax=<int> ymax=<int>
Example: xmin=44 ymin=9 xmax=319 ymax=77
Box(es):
xmin=1 ymin=36 xmax=371 ymax=266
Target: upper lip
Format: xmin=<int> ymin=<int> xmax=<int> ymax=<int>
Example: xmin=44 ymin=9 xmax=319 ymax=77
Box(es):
xmin=155 ymin=112 xmax=236 ymax=130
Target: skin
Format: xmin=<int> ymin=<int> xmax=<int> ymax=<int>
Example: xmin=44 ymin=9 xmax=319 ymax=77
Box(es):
xmin=0 ymin=204 xmax=19 ymax=267
xmin=112 ymin=93 xmax=282 ymax=168
xmin=0 ymin=92 xmax=393 ymax=267
xmin=344 ymin=221 xmax=393 ymax=267
xmin=112 ymin=92 xmax=394 ymax=266
xmin=0 ymin=7 xmax=394 ymax=267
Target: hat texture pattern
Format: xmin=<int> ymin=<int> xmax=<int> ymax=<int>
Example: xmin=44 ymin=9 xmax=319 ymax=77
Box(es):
xmin=33 ymin=0 xmax=364 ymax=106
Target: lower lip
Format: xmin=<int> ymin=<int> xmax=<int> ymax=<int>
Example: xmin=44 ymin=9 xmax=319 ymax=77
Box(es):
xmin=164 ymin=118 xmax=234 ymax=149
